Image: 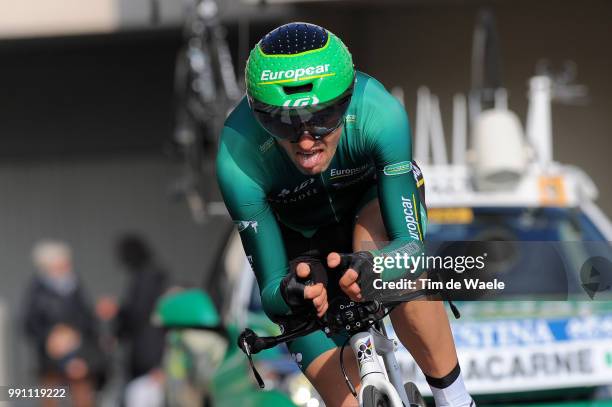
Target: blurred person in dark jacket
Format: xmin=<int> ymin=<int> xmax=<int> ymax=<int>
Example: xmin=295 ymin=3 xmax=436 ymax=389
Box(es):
xmin=23 ymin=240 xmax=106 ymax=407
xmin=115 ymin=234 xmax=168 ymax=407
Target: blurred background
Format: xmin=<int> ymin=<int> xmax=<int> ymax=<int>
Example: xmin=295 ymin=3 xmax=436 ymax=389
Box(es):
xmin=0 ymin=0 xmax=610 ymax=406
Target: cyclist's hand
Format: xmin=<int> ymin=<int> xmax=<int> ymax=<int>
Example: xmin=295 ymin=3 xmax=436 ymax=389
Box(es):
xmin=280 ymin=262 xmax=328 ymax=318
xmin=327 ymin=251 xmax=374 ymax=302
xmin=299 ymin=263 xmax=329 ymax=318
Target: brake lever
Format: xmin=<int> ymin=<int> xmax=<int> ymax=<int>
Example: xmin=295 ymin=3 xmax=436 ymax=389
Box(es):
xmin=238 ymin=329 xmax=266 ymax=388
xmin=238 ymin=320 xmax=320 ymax=389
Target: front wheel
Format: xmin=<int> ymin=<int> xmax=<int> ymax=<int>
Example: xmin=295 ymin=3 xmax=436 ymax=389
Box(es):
xmin=362 ymin=385 xmax=390 ymax=407
xmin=404 ymin=382 xmax=426 ymax=407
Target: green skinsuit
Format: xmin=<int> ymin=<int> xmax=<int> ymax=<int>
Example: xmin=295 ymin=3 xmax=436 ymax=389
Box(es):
xmin=217 ymin=71 xmax=427 ymax=370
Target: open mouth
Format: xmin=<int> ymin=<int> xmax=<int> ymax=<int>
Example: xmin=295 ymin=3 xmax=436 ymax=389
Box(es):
xmin=296 ymin=149 xmax=324 ymax=169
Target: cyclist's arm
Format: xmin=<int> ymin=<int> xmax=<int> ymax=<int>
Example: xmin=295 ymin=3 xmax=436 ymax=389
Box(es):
xmin=216 ymin=128 xmax=291 ymax=318
xmin=361 ymin=78 xmax=426 ymax=269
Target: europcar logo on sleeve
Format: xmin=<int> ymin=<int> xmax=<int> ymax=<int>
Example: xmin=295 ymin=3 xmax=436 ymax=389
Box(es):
xmin=401 ymin=195 xmax=421 ymax=241
xmin=259 ymin=64 xmax=334 ymax=85
xmin=235 ymin=220 xmax=259 ymax=233
xmin=383 ymin=161 xmax=413 ymax=176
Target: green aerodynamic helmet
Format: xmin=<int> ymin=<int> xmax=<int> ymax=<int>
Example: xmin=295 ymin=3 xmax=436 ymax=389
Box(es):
xmin=246 ymin=22 xmax=355 ymax=142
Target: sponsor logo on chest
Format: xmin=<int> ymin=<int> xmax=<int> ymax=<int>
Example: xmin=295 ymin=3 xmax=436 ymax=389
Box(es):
xmin=329 ymin=163 xmax=370 ymax=179
xmin=272 ymin=178 xmax=318 ymax=203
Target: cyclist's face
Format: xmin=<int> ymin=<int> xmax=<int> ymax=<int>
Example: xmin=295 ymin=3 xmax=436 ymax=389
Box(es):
xmin=276 ymin=127 xmax=342 ymax=175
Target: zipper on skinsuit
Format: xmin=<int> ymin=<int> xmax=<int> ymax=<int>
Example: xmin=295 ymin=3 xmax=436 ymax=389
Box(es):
xmin=319 ymin=173 xmax=340 ymax=222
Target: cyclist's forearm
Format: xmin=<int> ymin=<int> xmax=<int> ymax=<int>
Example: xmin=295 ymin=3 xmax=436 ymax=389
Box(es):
xmin=229 ymin=203 xmax=293 ymax=319
xmin=261 ymin=277 xmax=291 ymax=317
xmin=373 ymin=169 xmax=427 ymax=280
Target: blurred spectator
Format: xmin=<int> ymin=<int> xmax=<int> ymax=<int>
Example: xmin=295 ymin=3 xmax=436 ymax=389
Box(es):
xmin=23 ymin=240 xmax=107 ymax=407
xmin=115 ymin=234 xmax=168 ymax=407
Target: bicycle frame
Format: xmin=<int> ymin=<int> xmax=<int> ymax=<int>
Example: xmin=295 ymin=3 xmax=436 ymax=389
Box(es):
xmin=351 ymin=326 xmax=409 ymax=407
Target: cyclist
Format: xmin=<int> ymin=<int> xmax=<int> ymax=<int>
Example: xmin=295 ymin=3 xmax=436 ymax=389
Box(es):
xmin=217 ymin=22 xmax=474 ymax=407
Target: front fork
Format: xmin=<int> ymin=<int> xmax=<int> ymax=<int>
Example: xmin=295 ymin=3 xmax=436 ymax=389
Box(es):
xmin=350 ymin=327 xmax=410 ymax=406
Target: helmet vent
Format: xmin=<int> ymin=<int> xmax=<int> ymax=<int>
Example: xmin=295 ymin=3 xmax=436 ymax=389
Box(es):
xmin=260 ymin=22 xmax=328 ymax=55
xmin=283 ymin=84 xmax=313 ymax=95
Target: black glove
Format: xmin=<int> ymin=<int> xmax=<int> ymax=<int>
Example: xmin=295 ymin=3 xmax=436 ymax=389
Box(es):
xmin=280 ymin=251 xmax=328 ymax=313
xmin=329 ymin=251 xmax=377 ymax=301
xmin=333 ymin=251 xmax=375 ymax=283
